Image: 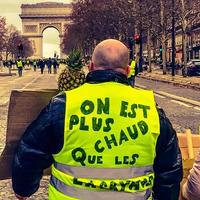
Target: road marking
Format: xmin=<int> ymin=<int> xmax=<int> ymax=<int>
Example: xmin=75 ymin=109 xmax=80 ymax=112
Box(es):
xmin=0 ymin=97 xmax=9 ymax=105
xmin=170 ymin=100 xmax=192 ymax=108
xmin=194 ymin=107 xmax=200 ymax=111
xmin=0 ymin=90 xmax=8 ymax=97
xmin=154 ymin=93 xmax=166 ymax=99
xmin=157 ymin=90 xmax=200 ymax=107
xmin=0 ymin=76 xmax=41 ymax=105
xmin=21 ymin=76 xmax=40 ymax=90
xmin=135 ymin=84 xmax=147 ymax=89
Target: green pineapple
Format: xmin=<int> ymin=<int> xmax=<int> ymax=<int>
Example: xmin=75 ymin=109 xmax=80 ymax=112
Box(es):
xmin=58 ymin=50 xmax=86 ymax=91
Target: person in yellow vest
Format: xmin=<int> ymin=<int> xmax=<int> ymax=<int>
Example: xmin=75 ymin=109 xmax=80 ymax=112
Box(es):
xmin=33 ymin=60 xmax=37 ymax=72
xmin=12 ymin=39 xmax=182 ymax=200
xmin=16 ymin=57 xmax=23 ymax=77
xmin=128 ymin=59 xmax=137 ymax=87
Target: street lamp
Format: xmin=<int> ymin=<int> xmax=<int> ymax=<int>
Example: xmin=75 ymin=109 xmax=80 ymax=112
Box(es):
xmin=128 ymin=37 xmax=134 ymax=60
xmin=17 ymin=43 xmax=23 ymax=58
xmin=171 ymin=0 xmax=176 ymax=76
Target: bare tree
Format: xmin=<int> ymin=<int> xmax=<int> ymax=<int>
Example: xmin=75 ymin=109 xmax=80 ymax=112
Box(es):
xmin=0 ymin=17 xmax=7 ymax=58
xmin=176 ymin=0 xmax=200 ymax=75
xmin=62 ymin=0 xmax=136 ymax=55
xmin=5 ymin=25 xmax=33 ymax=59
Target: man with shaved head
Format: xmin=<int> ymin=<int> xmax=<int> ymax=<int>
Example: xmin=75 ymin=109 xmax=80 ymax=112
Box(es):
xmin=91 ymin=39 xmax=129 ymax=71
xmin=13 ymin=39 xmax=182 ymax=200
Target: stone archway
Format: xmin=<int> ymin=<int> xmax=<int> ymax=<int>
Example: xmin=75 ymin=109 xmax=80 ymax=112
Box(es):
xmin=42 ymin=26 xmax=60 ymax=58
xmin=20 ymin=2 xmax=72 ymax=58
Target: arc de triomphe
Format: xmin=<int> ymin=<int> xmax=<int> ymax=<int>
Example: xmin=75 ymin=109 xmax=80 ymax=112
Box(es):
xmin=20 ymin=2 xmax=72 ymax=58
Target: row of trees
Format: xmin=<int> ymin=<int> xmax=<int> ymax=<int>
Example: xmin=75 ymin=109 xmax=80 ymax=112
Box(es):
xmin=62 ymin=0 xmax=200 ymax=74
xmin=0 ymin=17 xmax=33 ymax=60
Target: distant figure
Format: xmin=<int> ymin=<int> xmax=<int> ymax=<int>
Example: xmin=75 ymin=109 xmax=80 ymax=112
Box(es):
xmin=0 ymin=59 xmax=3 ymax=71
xmin=7 ymin=60 xmax=13 ymax=75
xmin=39 ymin=60 xmax=45 ymax=74
xmin=52 ymin=59 xmax=57 ymax=74
xmin=57 ymin=59 xmax=60 ymax=69
xmin=16 ymin=57 xmax=23 ymax=77
xmin=128 ymin=59 xmax=137 ymax=87
xmin=46 ymin=58 xmax=52 ymax=74
xmin=33 ymin=60 xmax=37 ymax=72
xmin=26 ymin=60 xmax=30 ymax=68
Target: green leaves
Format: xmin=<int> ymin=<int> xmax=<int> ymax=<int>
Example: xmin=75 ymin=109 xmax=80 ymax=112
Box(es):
xmin=66 ymin=49 xmax=83 ymax=70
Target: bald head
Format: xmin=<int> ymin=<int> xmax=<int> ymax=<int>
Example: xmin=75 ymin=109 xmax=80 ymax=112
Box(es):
xmin=91 ymin=39 xmax=129 ymax=74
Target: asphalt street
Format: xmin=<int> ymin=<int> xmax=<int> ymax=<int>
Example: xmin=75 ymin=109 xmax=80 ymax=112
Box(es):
xmin=0 ymin=68 xmax=58 ymax=200
xmin=136 ymin=77 xmax=200 ymax=134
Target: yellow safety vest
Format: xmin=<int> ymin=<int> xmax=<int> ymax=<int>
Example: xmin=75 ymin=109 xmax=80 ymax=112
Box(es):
xmin=128 ymin=60 xmax=136 ymax=78
xmin=16 ymin=60 xmax=23 ymax=68
xmin=49 ymin=82 xmax=160 ymax=200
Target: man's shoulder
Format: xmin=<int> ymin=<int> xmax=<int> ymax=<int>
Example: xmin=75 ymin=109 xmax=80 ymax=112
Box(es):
xmin=156 ymin=106 xmax=166 ymax=119
xmin=51 ymin=92 xmax=66 ymax=104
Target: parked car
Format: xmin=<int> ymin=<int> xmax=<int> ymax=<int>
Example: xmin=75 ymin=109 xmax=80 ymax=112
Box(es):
xmin=159 ymin=61 xmax=171 ymax=70
xmin=185 ymin=59 xmax=200 ymax=76
xmin=142 ymin=61 xmax=149 ymax=71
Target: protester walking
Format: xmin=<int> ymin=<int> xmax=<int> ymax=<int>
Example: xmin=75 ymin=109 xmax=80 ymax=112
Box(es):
xmin=52 ymin=59 xmax=57 ymax=74
xmin=39 ymin=59 xmax=45 ymax=74
xmin=33 ymin=60 xmax=37 ymax=72
xmin=46 ymin=58 xmax=52 ymax=74
xmin=16 ymin=57 xmax=23 ymax=77
xmin=128 ymin=58 xmax=137 ymax=87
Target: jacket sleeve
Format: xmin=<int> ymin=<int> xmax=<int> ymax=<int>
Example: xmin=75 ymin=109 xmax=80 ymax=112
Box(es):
xmin=12 ymin=92 xmax=65 ymax=197
xmin=153 ymin=108 xmax=183 ymax=200
xmin=182 ymin=150 xmax=200 ymax=200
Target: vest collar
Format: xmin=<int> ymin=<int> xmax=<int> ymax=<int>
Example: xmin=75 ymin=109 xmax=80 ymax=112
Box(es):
xmin=86 ymin=70 xmax=129 ymax=85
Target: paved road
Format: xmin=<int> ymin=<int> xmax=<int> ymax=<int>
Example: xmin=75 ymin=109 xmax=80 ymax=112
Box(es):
xmin=0 ymin=69 xmax=57 ymax=104
xmin=136 ymin=77 xmax=200 ymax=134
xmin=0 ymin=68 xmax=58 ymax=200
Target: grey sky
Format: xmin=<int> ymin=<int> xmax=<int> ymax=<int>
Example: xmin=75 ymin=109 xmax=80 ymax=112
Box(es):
xmin=1 ymin=0 xmax=72 ymax=30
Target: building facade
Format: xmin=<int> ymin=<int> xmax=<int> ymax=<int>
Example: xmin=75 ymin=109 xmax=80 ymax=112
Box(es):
xmin=167 ymin=22 xmax=200 ymax=63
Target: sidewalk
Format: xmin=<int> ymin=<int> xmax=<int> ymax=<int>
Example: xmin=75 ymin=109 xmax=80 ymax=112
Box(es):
xmin=0 ymin=66 xmax=32 ymax=77
xmin=138 ymin=69 xmax=200 ymax=90
xmin=0 ymin=67 xmax=16 ymax=76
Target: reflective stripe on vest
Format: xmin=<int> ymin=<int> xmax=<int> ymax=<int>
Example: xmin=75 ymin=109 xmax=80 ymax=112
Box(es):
xmin=54 ymin=162 xmax=153 ymax=179
xmin=49 ymin=175 xmax=153 ymax=200
xmin=51 ymin=164 xmax=154 ymax=193
xmin=128 ymin=60 xmax=136 ymax=77
xmin=51 ymin=82 xmax=160 ymax=199
xmin=16 ymin=60 xmax=23 ymax=68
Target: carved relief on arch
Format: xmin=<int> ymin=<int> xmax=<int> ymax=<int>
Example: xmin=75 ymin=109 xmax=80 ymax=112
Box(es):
xmin=39 ymin=23 xmax=62 ymax=35
xmin=24 ymin=25 xmax=38 ymax=33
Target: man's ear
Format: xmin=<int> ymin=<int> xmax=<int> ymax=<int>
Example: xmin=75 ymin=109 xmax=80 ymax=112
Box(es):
xmin=89 ymin=61 xmax=94 ymax=72
xmin=125 ymin=66 xmax=130 ymax=76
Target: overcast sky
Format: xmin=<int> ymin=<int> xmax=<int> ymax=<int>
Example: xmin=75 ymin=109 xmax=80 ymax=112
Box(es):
xmin=0 ymin=0 xmax=72 ymax=57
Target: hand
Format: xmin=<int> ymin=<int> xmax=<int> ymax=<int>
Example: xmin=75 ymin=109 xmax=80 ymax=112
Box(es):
xmin=179 ymin=183 xmax=188 ymax=200
xmin=15 ymin=193 xmax=28 ymax=200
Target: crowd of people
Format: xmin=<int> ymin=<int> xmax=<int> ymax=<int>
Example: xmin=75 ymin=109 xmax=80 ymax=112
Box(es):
xmin=0 ymin=57 xmax=63 ymax=77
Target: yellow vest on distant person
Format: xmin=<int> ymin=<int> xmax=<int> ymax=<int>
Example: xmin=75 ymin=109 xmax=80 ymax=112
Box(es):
xmin=49 ymin=82 xmax=160 ymax=200
xmin=16 ymin=60 xmax=23 ymax=68
xmin=128 ymin=60 xmax=136 ymax=78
